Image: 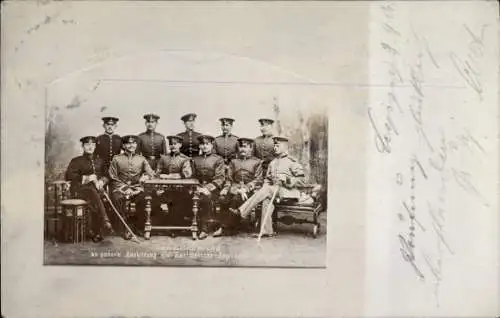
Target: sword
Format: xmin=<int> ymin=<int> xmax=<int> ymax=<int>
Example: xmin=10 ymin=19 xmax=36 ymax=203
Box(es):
xmin=257 ymin=184 xmax=280 ymax=241
xmin=101 ymin=190 xmax=141 ymax=244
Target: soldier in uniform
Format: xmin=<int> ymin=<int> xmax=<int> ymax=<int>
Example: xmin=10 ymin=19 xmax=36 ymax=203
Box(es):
xmin=214 ymin=117 xmax=239 ymax=167
xmin=96 ymin=116 xmax=122 ymax=176
xmin=254 ymin=118 xmax=276 ymax=174
xmin=176 ymin=113 xmax=202 ymax=158
xmin=137 ymin=113 xmax=167 ymax=171
xmin=230 ymin=136 xmax=306 ymax=238
xmin=192 ymin=134 xmax=226 ymax=239
xmin=219 ymin=137 xmax=263 ymax=236
xmin=108 ymin=135 xmax=156 ymax=239
xmin=156 ymin=135 xmax=193 ymax=232
xmin=65 ymin=136 xmax=113 ymax=242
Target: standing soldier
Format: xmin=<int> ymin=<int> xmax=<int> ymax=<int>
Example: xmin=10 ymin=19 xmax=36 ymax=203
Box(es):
xmin=156 ymin=135 xmax=193 ymax=233
xmin=214 ymin=117 xmax=239 ymax=176
xmin=65 ymin=136 xmax=113 ymax=242
xmin=137 ymin=113 xmax=167 ymax=171
xmin=192 ymin=134 xmax=225 ymax=239
xmin=219 ymin=137 xmax=263 ymax=236
xmin=177 ymin=113 xmax=202 ymax=158
xmin=230 ymin=136 xmax=306 ymax=238
xmin=96 ymin=116 xmax=122 ymax=175
xmin=108 ymin=135 xmax=156 ymax=240
xmin=254 ymin=118 xmax=276 ymax=174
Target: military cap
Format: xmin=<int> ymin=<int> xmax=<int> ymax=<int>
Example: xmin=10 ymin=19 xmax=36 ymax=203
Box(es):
xmin=273 ymin=136 xmax=289 ymax=144
xmin=237 ymin=137 xmax=254 ymax=145
xmin=101 ymin=116 xmax=119 ymax=124
xmin=219 ymin=117 xmax=235 ymax=125
xmin=197 ymin=134 xmax=215 ymax=143
xmin=143 ymin=113 xmax=160 ymax=121
xmin=166 ymin=135 xmax=183 ymax=144
xmin=258 ymin=118 xmax=275 ymax=125
xmin=181 ymin=113 xmax=197 ymax=122
xmin=80 ymin=136 xmax=97 ymax=144
xmin=121 ymin=135 xmax=139 ymax=144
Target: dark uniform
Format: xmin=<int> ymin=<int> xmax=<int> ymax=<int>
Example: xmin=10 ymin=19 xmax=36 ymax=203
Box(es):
xmin=220 ymin=139 xmax=263 ymax=234
xmin=65 ymin=136 xmax=111 ymax=238
xmin=96 ymin=134 xmax=122 ymax=173
xmin=177 ymin=113 xmax=202 ymax=158
xmin=108 ymin=135 xmax=156 ymax=236
xmin=156 ymin=140 xmax=193 ymax=226
xmin=96 ymin=117 xmax=122 ymax=175
xmin=214 ymin=134 xmax=239 ymax=164
xmin=192 ymin=135 xmax=226 ymax=235
xmin=137 ymin=131 xmax=167 ymax=170
xmin=254 ymin=134 xmax=275 ymax=172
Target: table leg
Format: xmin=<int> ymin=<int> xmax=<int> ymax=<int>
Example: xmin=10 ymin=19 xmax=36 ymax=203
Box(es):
xmin=144 ymin=195 xmax=152 ymax=240
xmin=191 ymin=192 xmax=199 ymax=240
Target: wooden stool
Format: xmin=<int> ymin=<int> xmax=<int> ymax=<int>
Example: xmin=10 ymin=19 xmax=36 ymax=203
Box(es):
xmin=45 ymin=180 xmax=71 ymax=241
xmin=60 ymin=199 xmax=89 ymax=243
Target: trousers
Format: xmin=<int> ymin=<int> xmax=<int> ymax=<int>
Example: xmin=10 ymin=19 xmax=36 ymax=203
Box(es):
xmin=238 ymin=183 xmax=278 ymax=235
xmin=77 ymin=184 xmax=110 ymax=235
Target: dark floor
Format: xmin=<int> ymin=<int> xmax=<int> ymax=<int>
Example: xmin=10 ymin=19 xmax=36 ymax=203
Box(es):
xmin=44 ymin=213 xmax=326 ymax=268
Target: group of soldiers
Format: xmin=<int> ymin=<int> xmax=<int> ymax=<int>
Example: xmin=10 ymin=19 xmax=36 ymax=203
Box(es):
xmin=64 ymin=112 xmax=306 ymax=242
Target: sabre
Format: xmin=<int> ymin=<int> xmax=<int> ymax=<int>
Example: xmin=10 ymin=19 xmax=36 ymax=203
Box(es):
xmin=100 ymin=190 xmax=141 ymax=244
xmin=257 ymin=184 xmax=280 ymax=241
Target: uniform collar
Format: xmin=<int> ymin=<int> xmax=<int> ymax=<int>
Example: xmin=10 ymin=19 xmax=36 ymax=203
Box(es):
xmin=262 ymin=133 xmax=273 ymax=138
xmin=105 ymin=132 xmax=114 ymax=137
xmin=202 ymin=151 xmax=212 ymax=157
xmin=146 ymin=130 xmax=155 ymax=136
xmin=83 ymin=153 xmax=95 ymax=159
xmin=171 ymin=151 xmax=181 ymax=157
xmin=125 ymin=151 xmax=137 ymax=157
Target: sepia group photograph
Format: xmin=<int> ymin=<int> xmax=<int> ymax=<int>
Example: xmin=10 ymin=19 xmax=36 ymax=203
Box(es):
xmin=43 ymin=50 xmax=329 ymax=268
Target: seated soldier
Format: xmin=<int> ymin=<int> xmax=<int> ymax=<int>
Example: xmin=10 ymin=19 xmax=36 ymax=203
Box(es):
xmin=230 ymin=136 xmax=306 ymax=238
xmin=156 ymin=135 xmax=193 ymax=234
xmin=108 ymin=135 xmax=156 ymax=240
xmin=65 ymin=136 xmax=113 ymax=242
xmin=192 ymin=134 xmax=225 ymax=239
xmin=219 ymin=137 xmax=263 ymax=236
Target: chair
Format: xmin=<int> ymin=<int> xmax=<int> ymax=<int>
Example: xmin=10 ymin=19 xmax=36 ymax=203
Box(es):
xmin=255 ymin=184 xmax=325 ymax=238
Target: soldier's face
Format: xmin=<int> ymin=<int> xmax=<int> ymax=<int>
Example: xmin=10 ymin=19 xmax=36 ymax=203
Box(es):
xmin=260 ymin=123 xmax=272 ymax=135
xmin=124 ymin=141 xmax=137 ymax=153
xmin=184 ymin=120 xmax=195 ymax=130
xmin=273 ymin=142 xmax=286 ymax=154
xmin=103 ymin=122 xmax=116 ymax=134
xmin=145 ymin=120 xmax=157 ymax=131
xmin=82 ymin=142 xmax=96 ymax=154
xmin=170 ymin=141 xmax=182 ymax=153
xmin=199 ymin=140 xmax=213 ymax=154
xmin=239 ymin=143 xmax=252 ymax=157
xmin=221 ymin=122 xmax=232 ymax=134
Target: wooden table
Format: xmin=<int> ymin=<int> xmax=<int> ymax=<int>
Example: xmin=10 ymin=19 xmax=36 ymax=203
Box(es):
xmin=143 ymin=178 xmax=200 ymax=240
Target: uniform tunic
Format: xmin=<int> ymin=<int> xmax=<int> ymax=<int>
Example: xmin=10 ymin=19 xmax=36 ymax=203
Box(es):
xmin=108 ymin=153 xmax=155 ymax=192
xmin=137 ymin=131 xmax=167 ymax=170
xmin=96 ymin=133 xmax=122 ymax=174
xmin=224 ymin=156 xmax=263 ymax=195
xmin=214 ymin=134 xmax=239 ymax=164
xmin=156 ymin=152 xmax=193 ymax=178
xmin=65 ymin=154 xmax=110 ymax=233
xmin=177 ymin=130 xmax=202 ymax=158
xmin=254 ymin=135 xmax=275 ymax=170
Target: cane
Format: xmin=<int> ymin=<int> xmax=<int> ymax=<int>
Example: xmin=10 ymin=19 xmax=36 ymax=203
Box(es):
xmin=101 ymin=190 xmax=141 ymax=244
xmin=257 ymin=184 xmax=280 ymax=241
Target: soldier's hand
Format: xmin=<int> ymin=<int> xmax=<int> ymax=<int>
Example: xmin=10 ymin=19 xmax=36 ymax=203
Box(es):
xmin=88 ymin=174 xmax=98 ymax=182
xmin=95 ymin=180 xmax=104 ymax=190
xmin=199 ymin=187 xmax=210 ymax=196
xmin=220 ymin=188 xmax=228 ymax=196
xmin=139 ymin=175 xmax=149 ymax=183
